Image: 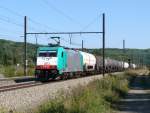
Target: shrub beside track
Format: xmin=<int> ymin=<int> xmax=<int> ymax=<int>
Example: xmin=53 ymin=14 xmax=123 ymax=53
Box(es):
xmin=36 ymin=72 xmax=130 ymax=113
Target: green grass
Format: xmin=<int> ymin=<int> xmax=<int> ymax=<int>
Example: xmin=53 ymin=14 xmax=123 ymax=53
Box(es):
xmin=0 ymin=65 xmax=35 ymax=77
xmin=35 ymin=73 xmax=129 ymax=113
xmin=0 ymin=107 xmax=8 ymax=113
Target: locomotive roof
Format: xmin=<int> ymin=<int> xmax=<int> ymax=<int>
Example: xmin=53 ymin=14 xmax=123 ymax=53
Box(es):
xmin=37 ymin=46 xmax=79 ymax=51
xmin=37 ymin=46 xmax=60 ymax=51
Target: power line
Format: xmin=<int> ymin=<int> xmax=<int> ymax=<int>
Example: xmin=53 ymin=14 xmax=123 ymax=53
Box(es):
xmin=0 ymin=33 xmax=13 ymax=37
xmin=0 ymin=26 xmax=21 ymax=34
xmin=0 ymin=15 xmax=39 ymax=32
xmin=0 ymin=16 xmax=23 ymax=27
xmin=0 ymin=33 xmax=20 ymax=39
xmin=0 ymin=14 xmax=46 ymax=32
xmin=41 ymin=0 xmax=83 ymax=27
xmin=28 ymin=18 xmax=58 ymax=31
xmin=61 ymin=37 xmax=81 ymax=46
xmin=0 ymin=5 xmax=57 ymax=32
xmin=0 ymin=5 xmax=23 ymax=17
xmin=80 ymin=15 xmax=99 ymax=31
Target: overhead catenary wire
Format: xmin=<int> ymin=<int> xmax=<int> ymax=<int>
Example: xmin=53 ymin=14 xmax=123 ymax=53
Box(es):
xmin=41 ymin=0 xmax=83 ymax=27
xmin=0 ymin=5 xmax=23 ymax=17
xmin=79 ymin=14 xmax=100 ymax=48
xmin=0 ymin=33 xmax=14 ymax=37
xmin=0 ymin=15 xmax=41 ymax=32
xmin=0 ymin=3 xmax=100 ymax=36
xmin=80 ymin=15 xmax=100 ymax=32
xmin=28 ymin=18 xmax=58 ymax=32
xmin=0 ymin=2 xmax=101 ymax=45
xmin=60 ymin=37 xmax=81 ymax=46
xmin=0 ymin=25 xmax=21 ymax=34
xmin=0 ymin=33 xmax=21 ymax=40
xmin=0 ymin=5 xmax=57 ymax=32
xmin=0 ymin=16 xmax=23 ymax=28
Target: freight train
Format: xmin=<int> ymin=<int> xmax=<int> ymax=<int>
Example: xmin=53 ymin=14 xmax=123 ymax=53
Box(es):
xmin=35 ymin=45 xmax=135 ymax=81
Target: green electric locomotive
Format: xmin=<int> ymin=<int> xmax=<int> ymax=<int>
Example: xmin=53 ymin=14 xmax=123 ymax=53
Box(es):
xmin=35 ymin=46 xmax=83 ymax=81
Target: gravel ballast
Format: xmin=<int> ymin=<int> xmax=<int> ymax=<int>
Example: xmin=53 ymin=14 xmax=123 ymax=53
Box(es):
xmin=0 ymin=73 xmax=122 ymax=113
xmin=0 ymin=80 xmax=16 ymax=87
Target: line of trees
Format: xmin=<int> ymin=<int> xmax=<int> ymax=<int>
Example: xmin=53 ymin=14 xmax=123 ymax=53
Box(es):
xmin=0 ymin=39 xmax=36 ymax=66
xmin=0 ymin=39 xmax=150 ymax=66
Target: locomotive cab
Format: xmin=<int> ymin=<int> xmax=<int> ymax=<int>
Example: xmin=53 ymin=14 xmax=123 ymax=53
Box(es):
xmin=35 ymin=47 xmax=58 ymax=81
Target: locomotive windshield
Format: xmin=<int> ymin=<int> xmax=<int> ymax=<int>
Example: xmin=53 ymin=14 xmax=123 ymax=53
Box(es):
xmin=39 ymin=51 xmax=57 ymax=57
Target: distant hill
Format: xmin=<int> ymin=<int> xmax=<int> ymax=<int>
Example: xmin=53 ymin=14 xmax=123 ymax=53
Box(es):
xmin=0 ymin=39 xmax=37 ymax=66
xmin=0 ymin=39 xmax=150 ymax=66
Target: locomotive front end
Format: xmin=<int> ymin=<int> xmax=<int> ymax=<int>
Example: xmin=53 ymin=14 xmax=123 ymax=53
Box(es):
xmin=35 ymin=47 xmax=58 ymax=81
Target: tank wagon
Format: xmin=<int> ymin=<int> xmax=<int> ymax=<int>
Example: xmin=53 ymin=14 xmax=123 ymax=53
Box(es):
xmin=95 ymin=56 xmax=103 ymax=73
xmin=35 ymin=46 xmax=130 ymax=81
xmin=130 ymin=64 xmax=136 ymax=69
xmin=79 ymin=51 xmax=96 ymax=72
xmin=124 ymin=62 xmax=129 ymax=69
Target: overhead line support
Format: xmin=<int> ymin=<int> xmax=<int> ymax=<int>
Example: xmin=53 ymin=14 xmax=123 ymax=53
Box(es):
xmin=26 ymin=32 xmax=103 ymax=35
xmin=24 ymin=16 xmax=27 ymax=76
xmin=24 ymin=13 xmax=106 ymax=77
xmin=102 ymin=13 xmax=105 ymax=77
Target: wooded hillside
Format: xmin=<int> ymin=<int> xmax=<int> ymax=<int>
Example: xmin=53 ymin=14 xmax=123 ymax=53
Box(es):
xmin=0 ymin=39 xmax=149 ymax=66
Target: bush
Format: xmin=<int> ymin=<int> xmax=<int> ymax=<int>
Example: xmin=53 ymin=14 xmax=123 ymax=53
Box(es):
xmin=0 ymin=65 xmax=35 ymax=77
xmin=36 ymin=74 xmax=129 ymax=113
xmin=3 ymin=66 xmax=15 ymax=77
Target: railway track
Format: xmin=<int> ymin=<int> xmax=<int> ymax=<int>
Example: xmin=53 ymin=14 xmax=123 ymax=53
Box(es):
xmin=0 ymin=81 xmax=42 ymax=93
xmin=0 ymin=76 xmax=35 ymax=82
xmin=0 ymin=76 xmax=92 ymax=93
xmin=0 ymin=72 xmax=123 ymax=93
xmin=0 ymin=78 xmax=75 ymax=93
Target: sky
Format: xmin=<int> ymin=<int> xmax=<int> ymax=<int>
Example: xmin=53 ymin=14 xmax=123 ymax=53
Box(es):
xmin=0 ymin=0 xmax=150 ymax=49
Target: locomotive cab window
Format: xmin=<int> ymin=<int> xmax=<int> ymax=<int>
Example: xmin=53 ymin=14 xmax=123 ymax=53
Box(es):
xmin=39 ymin=51 xmax=57 ymax=57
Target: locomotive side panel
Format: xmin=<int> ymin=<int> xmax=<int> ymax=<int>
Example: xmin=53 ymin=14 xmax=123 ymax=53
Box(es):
xmin=62 ymin=49 xmax=83 ymax=73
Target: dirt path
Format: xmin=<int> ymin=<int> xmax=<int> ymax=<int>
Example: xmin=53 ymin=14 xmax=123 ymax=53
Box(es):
xmin=118 ymin=73 xmax=150 ymax=113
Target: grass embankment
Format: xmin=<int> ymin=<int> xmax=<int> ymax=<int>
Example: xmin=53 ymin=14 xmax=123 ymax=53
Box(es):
xmin=0 ymin=107 xmax=10 ymax=113
xmin=35 ymin=73 xmax=130 ymax=113
xmin=0 ymin=65 xmax=34 ymax=77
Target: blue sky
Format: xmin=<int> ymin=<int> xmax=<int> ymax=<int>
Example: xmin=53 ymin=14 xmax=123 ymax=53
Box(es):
xmin=0 ymin=0 xmax=149 ymax=49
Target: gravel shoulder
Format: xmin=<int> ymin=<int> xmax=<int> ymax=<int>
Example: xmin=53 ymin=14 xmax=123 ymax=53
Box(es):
xmin=118 ymin=72 xmax=150 ymax=113
xmin=0 ymin=80 xmax=16 ymax=87
xmin=0 ymin=73 xmax=122 ymax=113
